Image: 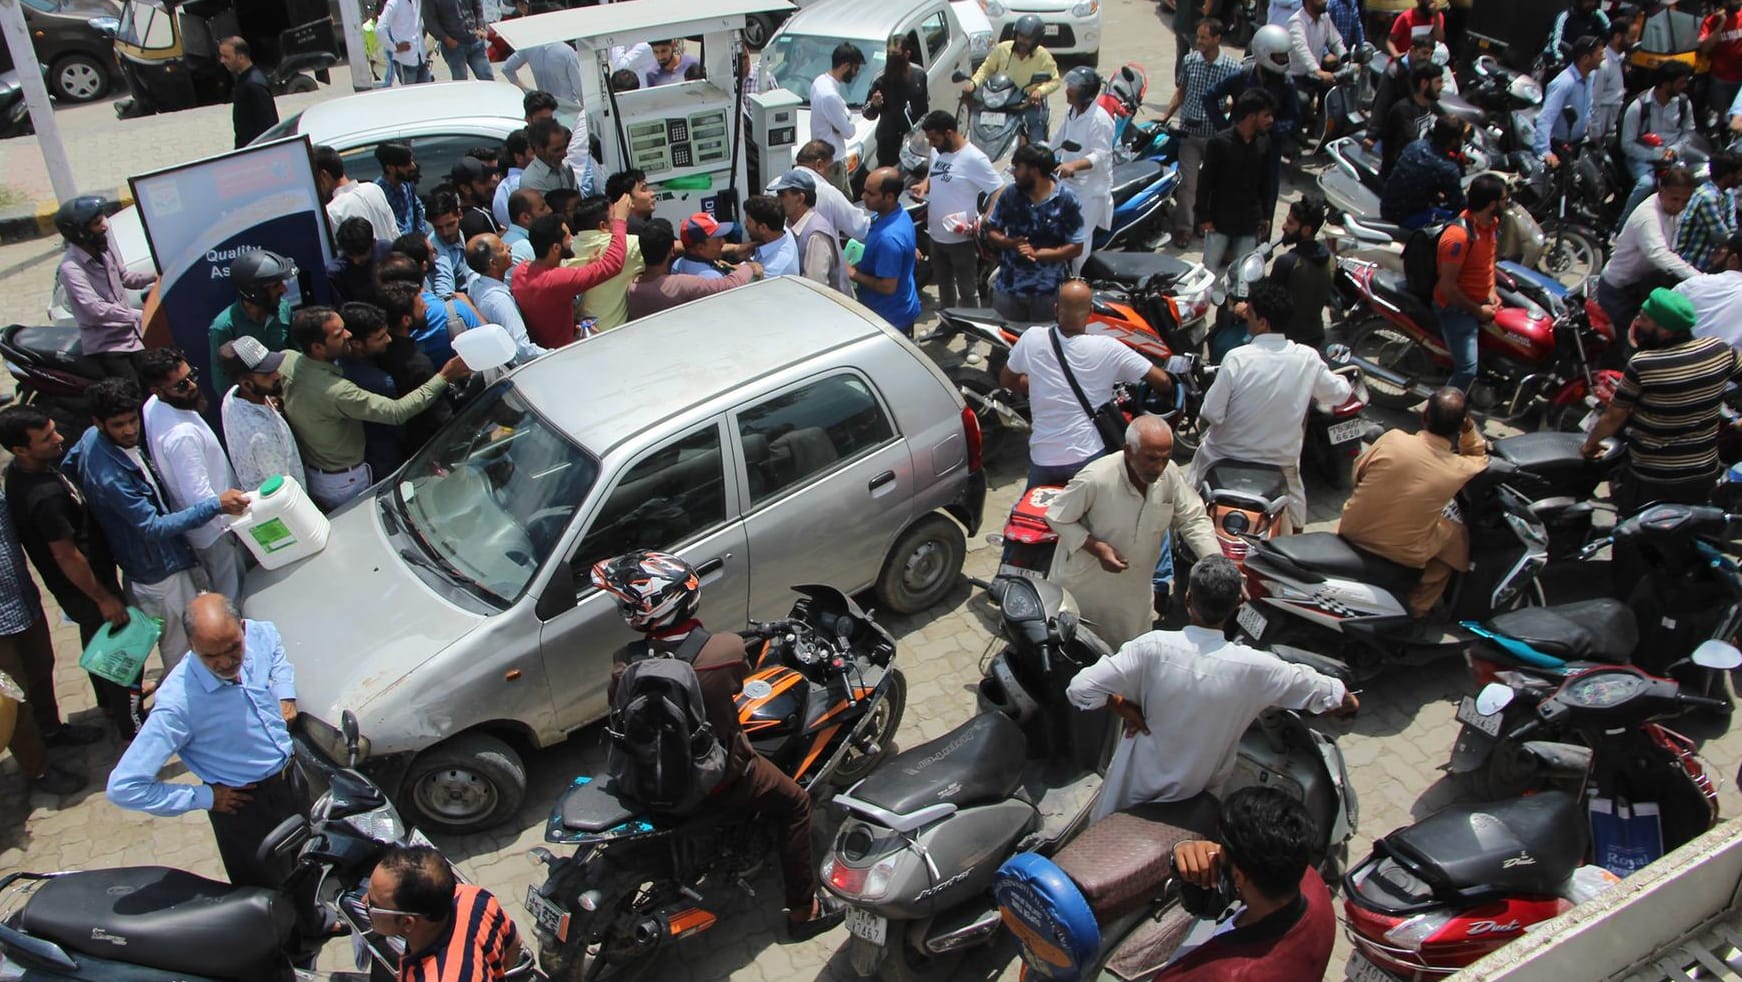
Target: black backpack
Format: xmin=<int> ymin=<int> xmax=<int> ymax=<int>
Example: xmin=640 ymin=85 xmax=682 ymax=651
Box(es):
xmin=605 ymin=629 xmax=728 ymax=815
xmin=1402 ymin=217 xmax=1469 ymax=301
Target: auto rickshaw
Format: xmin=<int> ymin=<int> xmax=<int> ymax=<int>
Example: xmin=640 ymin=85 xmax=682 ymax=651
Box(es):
xmin=112 ymin=0 xmax=337 ymax=118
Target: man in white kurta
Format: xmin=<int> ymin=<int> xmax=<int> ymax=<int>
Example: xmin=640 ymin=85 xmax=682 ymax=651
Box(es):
xmin=1054 ymin=69 xmax=1116 ymax=273
xmin=1044 ymin=415 xmax=1220 ymax=648
xmin=1066 ymin=556 xmax=1352 ymax=820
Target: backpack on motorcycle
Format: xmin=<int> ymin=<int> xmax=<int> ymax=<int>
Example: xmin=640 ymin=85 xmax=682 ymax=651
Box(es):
xmin=605 ymin=629 xmax=727 ymax=815
xmin=1402 ymin=217 xmax=1469 ymax=300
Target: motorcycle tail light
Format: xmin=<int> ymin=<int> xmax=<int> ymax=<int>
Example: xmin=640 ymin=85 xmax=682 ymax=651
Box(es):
xmin=1383 ymin=911 xmax=1456 ymax=950
xmin=1221 ymin=511 xmax=1250 ymax=535
xmin=822 ymin=851 xmax=900 ymax=901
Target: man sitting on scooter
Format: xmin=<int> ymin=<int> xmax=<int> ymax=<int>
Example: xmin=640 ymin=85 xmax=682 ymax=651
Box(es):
xmin=1339 ymin=387 xmax=1490 ymax=619
xmin=1157 ymin=787 xmax=1336 ymax=981
xmin=964 ymin=15 xmax=1061 ymax=145
xmin=593 ymin=550 xmax=846 ymax=941
xmin=1064 ymin=556 xmax=1354 ymax=822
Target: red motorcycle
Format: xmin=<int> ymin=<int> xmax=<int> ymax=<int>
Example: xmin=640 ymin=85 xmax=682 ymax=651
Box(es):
xmin=1338 ymin=257 xmax=1621 ymax=429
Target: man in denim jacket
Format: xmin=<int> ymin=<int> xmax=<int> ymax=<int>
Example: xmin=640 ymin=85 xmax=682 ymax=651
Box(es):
xmin=63 ymin=379 xmax=248 ymax=674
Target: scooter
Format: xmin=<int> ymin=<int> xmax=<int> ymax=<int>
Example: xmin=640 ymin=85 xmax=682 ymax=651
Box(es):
xmin=0 ymin=322 xmax=104 ymax=441
xmin=1233 ymin=435 xmax=1623 ymax=681
xmin=1062 ymin=135 xmax=1181 ymax=253
xmin=1309 ymin=44 xmax=1377 ymax=152
xmin=954 ymin=69 xmax=1052 ymax=162
xmin=821 ymin=573 xmax=1117 ymax=981
xmin=0 ymin=713 xmax=537 ymax=982
xmin=1345 ymin=643 xmax=1738 ymax=980
xmin=525 ymin=586 xmax=904 ymax=981
xmin=993 ymin=706 xmax=1357 ymax=982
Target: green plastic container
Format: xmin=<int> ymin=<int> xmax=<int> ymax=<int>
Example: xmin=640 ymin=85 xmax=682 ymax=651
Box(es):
xmin=79 ymin=607 xmax=161 ymax=686
xmin=843 ymin=238 xmax=865 ymax=265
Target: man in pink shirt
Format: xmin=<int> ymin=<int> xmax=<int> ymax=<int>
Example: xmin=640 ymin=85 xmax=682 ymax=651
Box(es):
xmin=510 ymin=195 xmax=631 ymax=347
xmin=626 ymin=220 xmax=762 ymax=320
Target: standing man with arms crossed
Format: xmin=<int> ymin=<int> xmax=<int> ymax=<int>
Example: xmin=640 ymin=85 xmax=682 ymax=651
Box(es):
xmin=984 ymin=144 xmax=1086 ymax=320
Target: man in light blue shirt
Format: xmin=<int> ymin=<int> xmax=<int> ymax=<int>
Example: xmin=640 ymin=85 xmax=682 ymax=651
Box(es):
xmin=107 ymin=594 xmax=303 ymax=887
xmin=502 ymin=186 xmax=548 ymax=279
xmin=428 ymin=191 xmax=472 ymax=298
xmin=466 ymin=234 xmax=552 ymax=364
xmin=492 ymin=130 xmax=532 ymax=229
xmin=743 ymin=194 xmax=800 ymax=277
xmin=504 ymin=46 xmax=584 ymax=112
xmin=1535 ymin=35 xmax=1603 ymax=164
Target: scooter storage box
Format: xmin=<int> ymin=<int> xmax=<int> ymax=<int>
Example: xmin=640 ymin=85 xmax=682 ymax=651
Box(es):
xmin=1007 ymin=486 xmax=1063 ymax=544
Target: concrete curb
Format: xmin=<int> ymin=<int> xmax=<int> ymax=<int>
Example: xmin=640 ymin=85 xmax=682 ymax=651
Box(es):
xmin=0 ymin=187 xmax=132 ymax=245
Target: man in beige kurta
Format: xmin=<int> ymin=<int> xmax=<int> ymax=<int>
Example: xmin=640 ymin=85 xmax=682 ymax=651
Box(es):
xmin=1044 ymin=416 xmax=1220 ymax=648
xmin=1339 ymin=387 xmax=1489 ymax=618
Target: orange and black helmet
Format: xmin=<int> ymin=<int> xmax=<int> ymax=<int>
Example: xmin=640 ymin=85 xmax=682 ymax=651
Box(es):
xmin=591 ymin=550 xmax=701 ymax=633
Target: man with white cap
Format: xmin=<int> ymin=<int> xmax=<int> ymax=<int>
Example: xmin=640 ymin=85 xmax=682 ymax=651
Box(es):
xmin=217 ymin=337 xmax=305 ymax=494
xmin=769 ymin=168 xmax=852 ymax=294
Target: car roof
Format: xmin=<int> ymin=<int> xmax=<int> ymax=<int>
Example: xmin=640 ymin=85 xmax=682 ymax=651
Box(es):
xmin=289 ymin=81 xmax=525 ymax=141
xmin=781 ymin=0 xmax=944 ymax=40
xmin=510 ymin=277 xmax=886 ymax=454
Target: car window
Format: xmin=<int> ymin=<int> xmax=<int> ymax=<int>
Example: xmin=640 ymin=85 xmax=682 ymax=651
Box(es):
xmin=571 ymin=424 xmax=730 ymax=578
xmin=339 ymin=133 xmax=503 ymax=187
xmin=118 ymin=2 xmax=175 ymax=50
xmin=921 ymin=11 xmax=949 ymax=59
xmin=252 ymin=112 xmax=304 ymax=145
xmin=20 ymin=0 xmax=56 ymax=13
xmin=738 ymin=374 xmax=895 ymax=505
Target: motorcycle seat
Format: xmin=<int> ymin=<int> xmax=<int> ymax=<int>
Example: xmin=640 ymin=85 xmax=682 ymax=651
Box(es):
xmin=1381 ymin=791 xmax=1586 ymax=899
xmin=1049 ymin=794 xmax=1220 ymax=920
xmin=849 ymin=711 xmax=1027 ymax=818
xmin=16 ymin=866 xmax=295 ymax=980
xmin=940 ymin=307 xmax=1050 ymax=336
xmin=1491 ymin=432 xmax=1591 ymax=472
xmin=1109 ymin=159 xmax=1166 ymax=206
xmin=556 ymin=778 xmax=644 ymax=833
xmin=1202 ymin=460 xmax=1289 ymax=505
xmin=1265 ymin=532 xmax=1421 ymax=596
xmin=2 ymin=324 xmax=101 ymax=375
xmin=1484 ymin=597 xmax=1637 ymax=662
xmin=1081 ymin=250 xmax=1194 ymax=289
xmin=1367 ymin=269 xmax=1438 ymax=330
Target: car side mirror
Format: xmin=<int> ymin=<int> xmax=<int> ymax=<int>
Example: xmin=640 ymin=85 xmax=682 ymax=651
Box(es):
xmin=538 ymin=560 xmax=579 ymax=620
xmin=1475 ymin=683 xmax=1514 ymax=716
xmin=1060 ymin=139 xmax=1081 ymax=152
xmin=1692 ymin=640 xmax=1742 ymax=671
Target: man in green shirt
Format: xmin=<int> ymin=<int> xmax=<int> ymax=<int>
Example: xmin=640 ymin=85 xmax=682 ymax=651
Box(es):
xmin=209 ymin=250 xmax=296 ymax=392
xmin=280 ymin=306 xmax=471 ymax=510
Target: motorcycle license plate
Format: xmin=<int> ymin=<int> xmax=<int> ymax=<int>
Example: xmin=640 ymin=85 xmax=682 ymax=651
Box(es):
xmin=1579 ymin=409 xmax=1600 ymax=433
xmin=1236 ymin=604 xmax=1268 ymax=641
xmin=997 ymin=563 xmax=1048 ymax=582
xmin=1328 ymin=419 xmax=1366 ymax=444
xmin=1347 ymin=952 xmax=1397 ymax=982
xmin=524 ymin=885 xmax=571 ymax=943
xmin=1455 ymin=695 xmax=1504 ymax=738
xmin=408 ymin=828 xmax=437 ymax=849
xmin=980 ymin=110 xmax=1007 ymax=125
xmin=845 ymin=906 xmax=887 ymax=945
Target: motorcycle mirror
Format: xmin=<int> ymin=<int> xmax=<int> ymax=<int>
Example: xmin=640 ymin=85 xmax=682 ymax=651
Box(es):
xmin=341 ymin=710 xmax=361 ymax=765
xmin=1211 ymin=285 xmax=1228 ymax=306
xmin=1060 ymin=140 xmax=1082 ymax=152
xmin=1325 ymin=342 xmax=1352 ymax=364
xmin=1032 ymin=73 xmax=1052 ymax=83
xmin=1692 ymin=640 xmax=1742 ymax=671
xmin=952 ymin=70 xmax=969 ymax=82
xmin=1236 ymin=252 xmax=1266 ymax=284
xmin=1475 ymin=683 xmax=1515 ymax=716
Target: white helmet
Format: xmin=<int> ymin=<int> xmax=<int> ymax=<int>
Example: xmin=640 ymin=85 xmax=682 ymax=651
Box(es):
xmin=1252 ymin=25 xmax=1291 ymax=75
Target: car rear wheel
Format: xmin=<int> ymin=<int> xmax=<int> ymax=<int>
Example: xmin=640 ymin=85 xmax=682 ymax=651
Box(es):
xmin=876 ymin=515 xmax=966 ymax=614
xmin=403 ymin=731 xmax=527 ymax=833
xmin=51 ymin=54 xmax=108 ymax=103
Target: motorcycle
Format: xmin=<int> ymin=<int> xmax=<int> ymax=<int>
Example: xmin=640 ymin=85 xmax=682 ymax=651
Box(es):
xmin=1337 ymin=255 xmax=1621 ymax=425
xmin=525 ymin=585 xmax=904 ymax=982
xmin=1058 ymin=136 xmax=1181 ymax=253
xmin=953 ymin=69 xmax=1052 ymax=162
xmin=1308 ymin=44 xmax=1377 ymax=152
xmin=1346 ymin=643 xmax=1739 ymax=980
xmin=0 ymin=712 xmax=535 ymax=982
xmin=0 ymin=322 xmax=104 ymax=441
xmin=821 ymin=573 xmax=1118 ymax=981
xmin=993 ymin=706 xmax=1357 ymax=982
xmin=1233 ymin=435 xmax=1623 ymax=680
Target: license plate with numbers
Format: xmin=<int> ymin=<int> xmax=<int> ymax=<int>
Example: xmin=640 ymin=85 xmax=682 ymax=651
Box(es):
xmin=1455 ymin=695 xmax=1504 ymax=737
xmin=525 ymin=886 xmax=571 ymax=942
xmin=1236 ymin=604 xmax=1268 ymax=640
xmin=1347 ymin=952 xmax=1397 ymax=982
xmin=1329 ymin=419 xmax=1366 ymax=444
xmin=845 ymin=906 xmax=887 ymax=944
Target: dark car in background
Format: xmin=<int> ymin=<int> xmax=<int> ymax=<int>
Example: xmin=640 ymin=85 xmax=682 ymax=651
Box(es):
xmin=0 ymin=0 xmax=123 ymax=102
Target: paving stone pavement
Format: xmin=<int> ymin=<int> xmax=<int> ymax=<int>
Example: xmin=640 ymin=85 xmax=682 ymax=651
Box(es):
xmin=3 ymin=1 xmax=1742 ymax=980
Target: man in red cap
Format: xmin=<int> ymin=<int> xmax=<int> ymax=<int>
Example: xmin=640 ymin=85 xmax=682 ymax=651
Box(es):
xmin=672 ymin=212 xmax=736 ymax=279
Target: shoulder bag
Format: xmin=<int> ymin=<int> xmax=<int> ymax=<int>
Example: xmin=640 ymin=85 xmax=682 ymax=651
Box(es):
xmin=1049 ymin=328 xmax=1126 ymax=455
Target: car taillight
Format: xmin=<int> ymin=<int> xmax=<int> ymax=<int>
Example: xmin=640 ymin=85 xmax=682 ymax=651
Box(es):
xmin=962 ymin=405 xmax=983 ymax=472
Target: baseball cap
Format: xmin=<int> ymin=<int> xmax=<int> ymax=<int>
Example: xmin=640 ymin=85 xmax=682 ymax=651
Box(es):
xmin=220 ymin=335 xmax=285 ymax=376
xmin=766 ymin=168 xmax=817 ymax=194
xmin=449 ymin=156 xmax=493 ymax=184
xmin=680 ymin=212 xmax=737 ymax=247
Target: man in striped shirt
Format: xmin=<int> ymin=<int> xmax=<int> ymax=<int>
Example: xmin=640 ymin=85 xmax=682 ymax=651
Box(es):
xmin=1582 ymin=288 xmax=1740 ymax=514
xmin=1162 ymin=18 xmax=1243 ymax=244
xmin=367 ymin=845 xmax=521 ymax=982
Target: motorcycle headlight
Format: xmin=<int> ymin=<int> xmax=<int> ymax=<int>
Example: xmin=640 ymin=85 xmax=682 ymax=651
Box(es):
xmin=340 ymin=801 xmax=407 ymax=844
xmin=982 ymin=0 xmax=1007 ymax=16
xmin=1071 ymin=0 xmax=1099 ymax=15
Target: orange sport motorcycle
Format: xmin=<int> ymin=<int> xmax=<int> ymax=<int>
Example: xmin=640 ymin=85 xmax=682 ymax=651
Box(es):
xmin=524 ymin=585 xmax=903 ymax=982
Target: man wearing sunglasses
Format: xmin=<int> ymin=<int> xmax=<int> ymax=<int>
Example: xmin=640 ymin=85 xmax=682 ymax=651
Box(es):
xmin=140 ymin=348 xmax=247 ymax=601
xmin=366 ymin=844 xmax=521 ymax=981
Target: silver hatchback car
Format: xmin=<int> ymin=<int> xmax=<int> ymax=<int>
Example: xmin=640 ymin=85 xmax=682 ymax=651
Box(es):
xmin=243 ymin=277 xmax=987 ymax=832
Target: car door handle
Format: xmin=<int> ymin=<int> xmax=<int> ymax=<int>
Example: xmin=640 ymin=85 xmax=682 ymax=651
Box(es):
xmin=696 ymin=556 xmax=726 ymax=576
xmin=868 ymin=471 xmax=896 ymax=492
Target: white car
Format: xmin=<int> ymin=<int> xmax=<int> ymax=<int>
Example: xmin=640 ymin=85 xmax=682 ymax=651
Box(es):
xmin=983 ymin=0 xmax=1102 ymax=60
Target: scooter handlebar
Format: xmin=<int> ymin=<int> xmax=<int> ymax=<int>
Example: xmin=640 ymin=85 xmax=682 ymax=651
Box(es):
xmin=1678 ymin=692 xmax=1733 ymax=712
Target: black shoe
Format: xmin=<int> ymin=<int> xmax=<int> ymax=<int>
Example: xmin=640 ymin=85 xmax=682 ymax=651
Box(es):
xmin=43 ymin=723 xmax=104 ymax=747
xmin=785 ymin=894 xmax=845 ymax=942
xmin=31 ymin=765 xmax=86 ymax=796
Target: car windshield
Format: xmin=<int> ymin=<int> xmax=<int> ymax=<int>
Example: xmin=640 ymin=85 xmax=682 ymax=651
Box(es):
xmin=392 ymin=383 xmax=599 ymax=607
xmin=763 ymin=33 xmax=884 ymax=108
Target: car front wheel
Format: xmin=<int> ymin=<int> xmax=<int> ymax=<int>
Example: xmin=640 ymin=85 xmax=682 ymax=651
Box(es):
xmin=875 ymin=514 xmax=966 ymax=614
xmin=402 ymin=731 xmax=527 ymax=834
xmin=51 ymin=54 xmax=109 ymax=102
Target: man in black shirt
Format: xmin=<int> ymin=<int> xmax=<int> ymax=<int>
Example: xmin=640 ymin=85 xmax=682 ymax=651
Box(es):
xmin=1197 ymin=88 xmax=1277 ymax=270
xmin=0 ymin=407 xmax=136 ymax=739
xmin=863 ymin=36 xmax=930 ymax=167
xmin=1374 ymin=62 xmax=1443 ymax=177
xmin=1267 ymin=197 xmax=1335 ymax=348
xmin=218 ymin=37 xmax=279 ymax=149
xmin=1367 ymin=32 xmax=1435 ymax=154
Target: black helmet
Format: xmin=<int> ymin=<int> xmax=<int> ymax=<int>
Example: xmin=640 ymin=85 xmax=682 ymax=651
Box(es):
xmin=229 ymin=250 xmax=296 ymax=307
xmin=1064 ymin=65 xmax=1102 ymax=102
xmin=1013 ymin=14 xmax=1045 ymax=42
xmin=54 ymin=195 xmax=110 ymax=251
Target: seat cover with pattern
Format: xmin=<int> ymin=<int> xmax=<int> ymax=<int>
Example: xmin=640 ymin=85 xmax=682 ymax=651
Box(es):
xmin=1049 ymin=794 xmax=1220 ymax=920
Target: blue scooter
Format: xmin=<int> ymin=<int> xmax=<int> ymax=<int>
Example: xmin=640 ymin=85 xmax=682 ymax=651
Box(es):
xmin=1062 ymin=135 xmax=1182 ymax=252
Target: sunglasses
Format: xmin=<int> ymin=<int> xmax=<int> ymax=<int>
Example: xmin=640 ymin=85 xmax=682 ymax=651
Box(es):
xmin=365 ymin=898 xmax=430 ymax=919
xmin=169 ymin=368 xmax=201 ymax=392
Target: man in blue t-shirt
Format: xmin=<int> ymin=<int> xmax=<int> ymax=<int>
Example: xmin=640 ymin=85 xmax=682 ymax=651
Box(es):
xmin=985 ymin=144 xmax=1086 ymax=321
xmin=849 ymin=167 xmax=922 ymax=335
